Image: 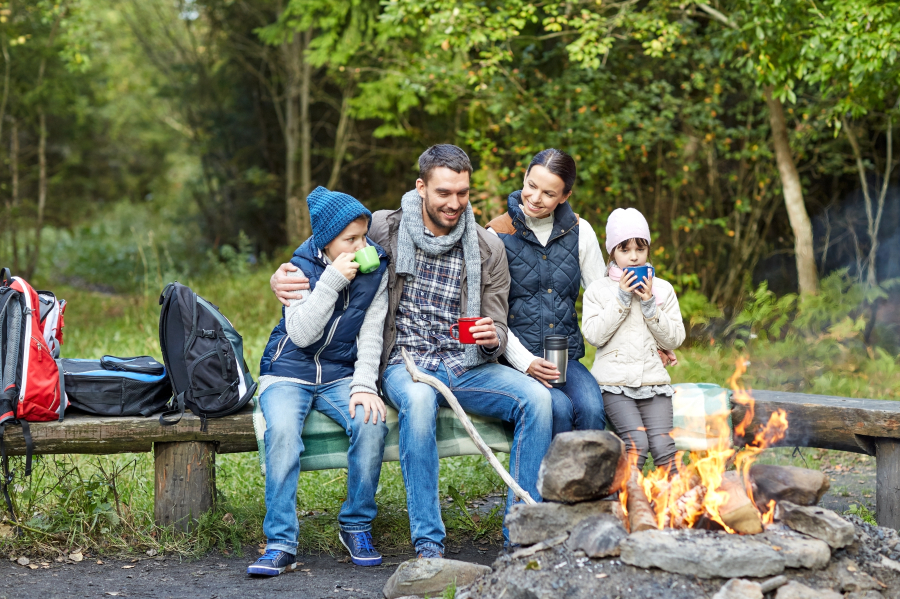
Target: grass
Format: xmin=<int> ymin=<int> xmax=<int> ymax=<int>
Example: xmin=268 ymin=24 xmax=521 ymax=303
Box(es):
xmin=2 ymin=265 xmax=899 ymax=558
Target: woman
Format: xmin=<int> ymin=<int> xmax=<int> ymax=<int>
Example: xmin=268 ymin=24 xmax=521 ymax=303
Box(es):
xmin=487 ymin=149 xmax=607 ymax=436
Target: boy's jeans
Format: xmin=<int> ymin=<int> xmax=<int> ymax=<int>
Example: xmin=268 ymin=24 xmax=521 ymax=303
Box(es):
xmin=260 ymin=379 xmax=387 ymax=554
xmin=381 ymin=361 xmax=552 ymax=554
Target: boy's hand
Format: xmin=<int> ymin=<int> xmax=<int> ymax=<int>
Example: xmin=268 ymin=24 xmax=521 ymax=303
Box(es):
xmin=619 ymin=270 xmax=640 ymax=293
xmin=350 ymin=392 xmax=386 ymax=424
xmin=332 ymin=252 xmax=360 ymax=282
xmin=635 ymin=274 xmax=654 ymax=302
xmin=469 ymin=316 xmax=499 ymax=349
xmin=271 ymin=263 xmax=310 ymax=307
xmin=526 ymin=358 xmax=561 ymax=388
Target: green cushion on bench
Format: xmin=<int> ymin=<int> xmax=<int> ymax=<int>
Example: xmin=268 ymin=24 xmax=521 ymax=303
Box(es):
xmin=253 ymin=383 xmax=731 ymax=474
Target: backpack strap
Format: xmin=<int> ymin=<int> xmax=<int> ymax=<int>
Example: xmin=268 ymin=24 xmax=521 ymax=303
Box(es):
xmin=56 ymin=359 xmax=66 ymax=422
xmin=0 ymin=424 xmax=15 ymax=523
xmin=159 ymin=391 xmax=186 ymax=426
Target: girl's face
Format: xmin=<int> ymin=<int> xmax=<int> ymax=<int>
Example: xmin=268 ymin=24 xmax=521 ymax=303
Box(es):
xmin=613 ymin=239 xmax=649 ymax=267
xmin=520 ymin=164 xmax=571 ymax=219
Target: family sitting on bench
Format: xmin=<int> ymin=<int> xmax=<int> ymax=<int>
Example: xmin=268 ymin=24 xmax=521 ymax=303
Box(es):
xmin=252 ymin=144 xmax=685 ymax=576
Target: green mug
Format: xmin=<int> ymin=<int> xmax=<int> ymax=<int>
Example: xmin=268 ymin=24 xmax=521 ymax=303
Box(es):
xmin=353 ymin=245 xmax=380 ymax=274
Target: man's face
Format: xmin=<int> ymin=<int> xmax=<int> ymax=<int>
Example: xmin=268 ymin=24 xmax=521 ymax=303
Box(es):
xmin=415 ymin=167 xmax=470 ymax=235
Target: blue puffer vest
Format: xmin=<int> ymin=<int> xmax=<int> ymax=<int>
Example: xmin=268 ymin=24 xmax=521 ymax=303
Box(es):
xmin=259 ymin=237 xmax=389 ymax=384
xmin=488 ymin=191 xmax=584 ymax=360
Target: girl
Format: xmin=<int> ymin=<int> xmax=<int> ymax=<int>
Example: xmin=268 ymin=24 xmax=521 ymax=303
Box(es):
xmin=488 ymin=148 xmax=607 ymax=436
xmin=581 ymin=208 xmax=686 ymax=472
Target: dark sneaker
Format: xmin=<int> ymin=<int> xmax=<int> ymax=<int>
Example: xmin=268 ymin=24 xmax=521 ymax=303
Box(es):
xmin=339 ymin=530 xmax=382 ymax=566
xmin=416 ymin=547 xmax=443 ymax=559
xmin=247 ymin=549 xmax=296 ymax=576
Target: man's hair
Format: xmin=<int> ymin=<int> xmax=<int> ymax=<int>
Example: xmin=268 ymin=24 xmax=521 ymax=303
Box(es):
xmin=418 ymin=144 xmax=473 ymax=183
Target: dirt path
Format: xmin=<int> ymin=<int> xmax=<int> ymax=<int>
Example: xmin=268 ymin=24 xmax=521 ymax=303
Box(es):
xmin=0 ymin=543 xmax=497 ymax=599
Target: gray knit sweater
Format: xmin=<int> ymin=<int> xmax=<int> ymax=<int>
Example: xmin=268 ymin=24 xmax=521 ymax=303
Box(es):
xmin=258 ymin=259 xmax=390 ymax=397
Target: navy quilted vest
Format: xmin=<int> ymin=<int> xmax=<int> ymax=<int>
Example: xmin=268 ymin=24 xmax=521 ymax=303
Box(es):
xmin=259 ymin=238 xmax=388 ymax=383
xmin=496 ymin=191 xmax=584 ymax=360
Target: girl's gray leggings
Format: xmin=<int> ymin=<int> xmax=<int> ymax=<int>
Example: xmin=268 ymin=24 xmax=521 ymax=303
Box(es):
xmin=604 ymin=392 xmax=677 ymax=472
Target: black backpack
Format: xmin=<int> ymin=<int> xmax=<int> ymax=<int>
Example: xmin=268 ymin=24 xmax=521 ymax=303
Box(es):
xmin=62 ymin=356 xmax=172 ymax=417
xmin=158 ymin=282 xmax=257 ymax=428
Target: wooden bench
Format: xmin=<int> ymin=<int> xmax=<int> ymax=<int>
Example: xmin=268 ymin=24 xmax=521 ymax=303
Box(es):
xmin=2 ymin=389 xmax=899 ymax=531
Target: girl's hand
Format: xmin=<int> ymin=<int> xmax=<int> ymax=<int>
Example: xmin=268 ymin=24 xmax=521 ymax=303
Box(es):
xmin=526 ymin=358 xmax=561 ymax=388
xmin=332 ymin=252 xmax=360 ymax=282
xmin=619 ymin=270 xmax=639 ymax=293
xmin=635 ymin=274 xmax=654 ymax=302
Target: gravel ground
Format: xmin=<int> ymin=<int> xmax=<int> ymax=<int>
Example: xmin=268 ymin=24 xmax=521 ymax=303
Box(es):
xmin=0 ymin=543 xmax=497 ymax=599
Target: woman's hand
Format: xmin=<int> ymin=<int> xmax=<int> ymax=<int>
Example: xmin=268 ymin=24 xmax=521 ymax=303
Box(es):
xmin=271 ymin=263 xmax=311 ymax=307
xmin=350 ymin=392 xmax=386 ymax=424
xmin=619 ymin=270 xmax=640 ymax=293
xmin=332 ymin=252 xmax=360 ymax=282
xmin=635 ymin=273 xmax=654 ymax=302
xmin=526 ymin=358 xmax=561 ymax=388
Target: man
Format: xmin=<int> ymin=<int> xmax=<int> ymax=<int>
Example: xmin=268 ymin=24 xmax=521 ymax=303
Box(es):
xmin=270 ymin=145 xmax=553 ymax=558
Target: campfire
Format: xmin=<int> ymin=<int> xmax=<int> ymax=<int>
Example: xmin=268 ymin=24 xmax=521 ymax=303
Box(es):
xmin=620 ymin=358 xmax=790 ymax=535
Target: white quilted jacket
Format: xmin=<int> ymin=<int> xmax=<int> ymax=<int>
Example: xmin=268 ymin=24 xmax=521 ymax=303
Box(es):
xmin=582 ymin=276 xmax=685 ymax=387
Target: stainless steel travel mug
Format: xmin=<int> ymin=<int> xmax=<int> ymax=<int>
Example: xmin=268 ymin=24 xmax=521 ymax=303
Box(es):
xmin=544 ymin=335 xmax=568 ymax=388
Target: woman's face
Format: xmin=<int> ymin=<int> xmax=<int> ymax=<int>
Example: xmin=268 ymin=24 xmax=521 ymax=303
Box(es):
xmin=520 ymin=164 xmax=571 ymax=219
xmin=613 ymin=239 xmax=649 ymax=267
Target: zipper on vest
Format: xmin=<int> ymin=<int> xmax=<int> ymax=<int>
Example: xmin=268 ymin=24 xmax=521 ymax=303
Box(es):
xmin=314 ymin=315 xmax=342 ymax=384
xmin=271 ymin=334 xmax=290 ymax=362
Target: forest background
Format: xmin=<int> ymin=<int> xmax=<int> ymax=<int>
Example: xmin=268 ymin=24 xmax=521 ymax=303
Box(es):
xmin=0 ymin=0 xmax=899 ymax=553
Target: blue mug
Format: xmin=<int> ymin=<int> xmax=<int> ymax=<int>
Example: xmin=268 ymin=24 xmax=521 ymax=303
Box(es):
xmin=623 ymin=265 xmax=655 ymax=288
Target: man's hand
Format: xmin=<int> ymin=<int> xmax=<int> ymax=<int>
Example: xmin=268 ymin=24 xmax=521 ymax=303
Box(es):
xmin=469 ymin=316 xmax=499 ymax=349
xmin=526 ymin=358 xmax=561 ymax=388
xmin=271 ymin=263 xmax=310 ymax=307
xmin=350 ymin=392 xmax=386 ymax=424
xmin=332 ymin=252 xmax=360 ymax=282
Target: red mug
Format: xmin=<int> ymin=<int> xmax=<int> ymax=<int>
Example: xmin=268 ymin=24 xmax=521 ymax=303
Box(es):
xmin=450 ymin=317 xmax=481 ymax=344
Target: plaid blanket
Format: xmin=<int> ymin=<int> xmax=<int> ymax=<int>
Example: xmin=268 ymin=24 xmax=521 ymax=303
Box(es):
xmin=253 ymin=382 xmax=731 ymax=474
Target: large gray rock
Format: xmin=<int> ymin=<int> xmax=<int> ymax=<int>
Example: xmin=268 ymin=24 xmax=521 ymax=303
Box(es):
xmin=536 ymin=431 xmax=629 ymax=503
xmin=749 ymin=465 xmax=830 ymax=509
xmin=774 ymin=581 xmax=842 ymax=599
xmin=506 ymin=499 xmax=625 ymax=546
xmin=712 ymin=579 xmax=763 ymax=599
xmin=382 ymin=558 xmax=490 ymax=599
xmin=564 ymin=514 xmax=627 ymax=558
xmin=777 ymin=501 xmax=855 ymax=549
xmin=619 ymin=529 xmax=785 ymax=579
xmin=828 ymin=558 xmax=882 ymax=593
xmin=757 ymin=530 xmax=831 ymax=569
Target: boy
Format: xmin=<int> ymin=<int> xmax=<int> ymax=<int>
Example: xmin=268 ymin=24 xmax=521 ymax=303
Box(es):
xmin=248 ymin=187 xmax=390 ymax=576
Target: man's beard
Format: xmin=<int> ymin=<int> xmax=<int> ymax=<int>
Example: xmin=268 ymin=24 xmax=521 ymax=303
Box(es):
xmin=423 ymin=190 xmax=459 ymax=234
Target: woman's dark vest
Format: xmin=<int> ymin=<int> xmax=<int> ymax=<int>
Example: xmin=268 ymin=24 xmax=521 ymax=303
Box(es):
xmin=259 ymin=238 xmax=388 ymax=384
xmin=488 ymin=191 xmax=584 ymax=360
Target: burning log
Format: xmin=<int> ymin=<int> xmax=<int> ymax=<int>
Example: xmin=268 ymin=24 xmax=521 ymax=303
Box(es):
xmin=626 ymin=469 xmax=658 ymax=532
xmin=670 ymin=485 xmax=705 ymax=529
xmin=717 ymin=471 xmax=763 ymax=534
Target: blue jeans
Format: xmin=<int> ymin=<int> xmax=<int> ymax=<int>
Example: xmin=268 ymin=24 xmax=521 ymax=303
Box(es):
xmin=260 ymin=379 xmax=387 ymax=554
xmin=381 ymin=361 xmax=553 ymax=554
xmin=549 ymin=359 xmax=607 ymax=437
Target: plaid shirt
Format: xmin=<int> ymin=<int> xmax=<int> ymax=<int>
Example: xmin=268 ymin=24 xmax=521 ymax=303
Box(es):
xmin=388 ymin=236 xmax=469 ymax=376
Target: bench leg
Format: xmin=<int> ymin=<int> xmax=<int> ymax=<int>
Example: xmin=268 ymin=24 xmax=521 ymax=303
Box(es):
xmin=154 ymin=441 xmax=216 ymax=532
xmin=876 ymin=438 xmax=900 ymax=530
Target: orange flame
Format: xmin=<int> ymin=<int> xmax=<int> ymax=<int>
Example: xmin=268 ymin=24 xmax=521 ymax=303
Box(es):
xmin=619 ymin=356 xmax=788 ymax=534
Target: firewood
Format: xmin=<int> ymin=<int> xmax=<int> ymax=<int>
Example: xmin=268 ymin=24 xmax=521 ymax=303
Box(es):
xmin=670 ymin=484 xmax=705 ymax=529
xmin=717 ymin=471 xmax=763 ymax=534
xmin=626 ymin=469 xmax=658 ymax=532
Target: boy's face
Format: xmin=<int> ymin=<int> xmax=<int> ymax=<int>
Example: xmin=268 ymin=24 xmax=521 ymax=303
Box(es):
xmin=323 ymin=217 xmax=369 ymax=262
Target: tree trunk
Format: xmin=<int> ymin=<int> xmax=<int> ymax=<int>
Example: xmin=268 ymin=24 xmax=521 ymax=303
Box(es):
xmin=298 ymin=27 xmax=312 ymax=223
xmin=26 ymin=110 xmax=47 ymax=279
xmin=282 ymin=29 xmax=312 ymax=246
xmin=9 ymin=117 xmax=18 ymax=272
xmin=326 ymin=87 xmax=352 ymax=190
xmin=764 ymin=87 xmax=818 ymax=295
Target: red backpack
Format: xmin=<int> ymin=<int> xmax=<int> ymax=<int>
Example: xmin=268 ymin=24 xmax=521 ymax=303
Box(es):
xmin=0 ymin=268 xmax=67 ymax=521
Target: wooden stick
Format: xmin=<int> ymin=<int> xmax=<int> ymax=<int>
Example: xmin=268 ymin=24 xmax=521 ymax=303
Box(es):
xmin=400 ymin=348 xmax=536 ymax=504
xmin=626 ymin=469 xmax=658 ymax=532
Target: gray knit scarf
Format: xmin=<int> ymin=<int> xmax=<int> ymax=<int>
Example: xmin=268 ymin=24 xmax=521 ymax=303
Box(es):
xmin=396 ymin=189 xmax=482 ymax=367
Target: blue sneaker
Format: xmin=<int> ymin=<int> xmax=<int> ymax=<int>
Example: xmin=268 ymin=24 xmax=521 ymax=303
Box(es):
xmin=247 ymin=549 xmax=296 ymax=576
xmin=339 ymin=530 xmax=382 ymax=566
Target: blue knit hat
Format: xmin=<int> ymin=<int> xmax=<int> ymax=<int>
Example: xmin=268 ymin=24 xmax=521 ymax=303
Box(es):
xmin=307 ymin=186 xmax=372 ymax=251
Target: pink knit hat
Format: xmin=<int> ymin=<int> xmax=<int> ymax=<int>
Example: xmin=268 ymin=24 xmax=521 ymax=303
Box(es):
xmin=605 ymin=208 xmax=651 ymax=255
